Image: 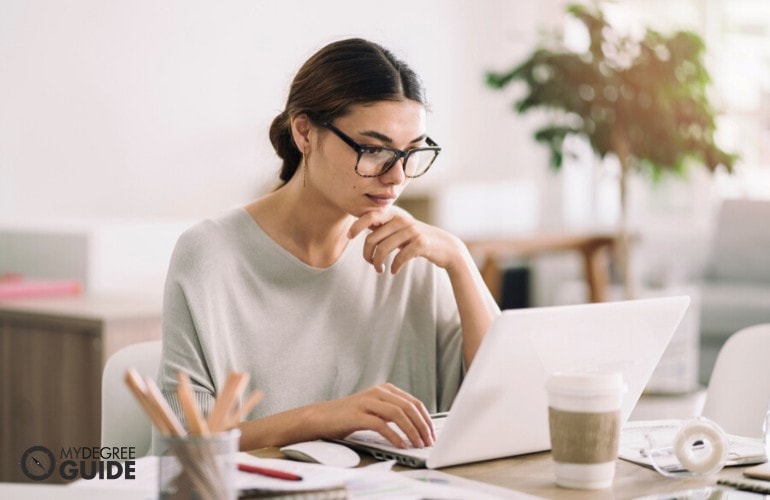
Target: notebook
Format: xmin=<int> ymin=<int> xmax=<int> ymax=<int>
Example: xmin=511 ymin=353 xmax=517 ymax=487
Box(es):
xmin=340 ymin=296 xmax=691 ymax=469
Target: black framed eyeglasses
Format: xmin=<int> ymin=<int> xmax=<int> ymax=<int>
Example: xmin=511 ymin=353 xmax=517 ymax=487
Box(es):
xmin=322 ymin=121 xmax=441 ymax=178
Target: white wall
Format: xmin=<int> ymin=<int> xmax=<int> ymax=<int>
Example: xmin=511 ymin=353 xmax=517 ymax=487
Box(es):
xmin=0 ymin=0 xmax=564 ymax=223
xmin=4 ymin=0 xmax=726 ymax=304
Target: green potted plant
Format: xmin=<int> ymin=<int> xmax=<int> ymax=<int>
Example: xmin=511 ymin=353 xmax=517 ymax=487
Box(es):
xmin=486 ymin=3 xmax=736 ymax=298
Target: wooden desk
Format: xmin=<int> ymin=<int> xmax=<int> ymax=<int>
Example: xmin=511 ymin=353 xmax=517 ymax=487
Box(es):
xmin=0 ymin=295 xmax=161 ymax=482
xmin=252 ymin=447 xmax=751 ymax=499
xmin=465 ymin=234 xmax=617 ymax=304
xmin=438 ymin=451 xmax=747 ymax=499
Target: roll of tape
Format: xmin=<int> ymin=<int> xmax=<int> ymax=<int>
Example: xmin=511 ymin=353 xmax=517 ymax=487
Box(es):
xmin=673 ymin=419 xmax=728 ymax=475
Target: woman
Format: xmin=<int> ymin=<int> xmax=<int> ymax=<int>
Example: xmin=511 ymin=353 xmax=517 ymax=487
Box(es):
xmin=156 ymin=38 xmax=500 ymax=453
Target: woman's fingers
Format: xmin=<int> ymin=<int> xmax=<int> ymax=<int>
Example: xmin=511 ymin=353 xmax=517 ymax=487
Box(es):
xmin=350 ymin=212 xmax=409 ymax=268
xmin=369 ymin=228 xmax=419 ymax=273
xmin=365 ymin=400 xmax=423 ymax=448
xmin=330 ymin=384 xmax=434 ymax=449
xmin=387 ymin=234 xmax=427 ymax=275
xmin=347 ymin=210 xmax=391 ymax=240
xmin=349 ymin=212 xmax=431 ymax=274
xmin=355 ymin=413 xmax=409 ymax=449
xmin=367 ymin=385 xmax=434 ymax=448
xmin=378 ymin=383 xmax=435 ymax=441
xmin=349 ymin=211 xmax=464 ymax=275
xmin=364 ymin=220 xmax=411 ymax=269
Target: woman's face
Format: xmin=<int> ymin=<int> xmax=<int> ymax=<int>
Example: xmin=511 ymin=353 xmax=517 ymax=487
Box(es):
xmin=308 ymin=99 xmax=428 ymax=218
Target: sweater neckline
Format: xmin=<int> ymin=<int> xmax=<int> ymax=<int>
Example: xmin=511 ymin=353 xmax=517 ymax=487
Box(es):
xmin=234 ymin=207 xmax=356 ymax=273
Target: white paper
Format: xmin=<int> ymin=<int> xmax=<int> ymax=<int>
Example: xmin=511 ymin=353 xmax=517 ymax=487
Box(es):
xmin=67 ymin=452 xmax=540 ymax=499
xmin=620 ymin=419 xmax=767 ymax=472
xmin=400 ymin=468 xmax=542 ymax=499
xmin=236 ymin=453 xmax=357 ymax=492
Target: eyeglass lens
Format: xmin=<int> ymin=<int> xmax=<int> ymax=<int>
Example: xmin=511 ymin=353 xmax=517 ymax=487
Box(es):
xmin=356 ymin=148 xmax=436 ymax=177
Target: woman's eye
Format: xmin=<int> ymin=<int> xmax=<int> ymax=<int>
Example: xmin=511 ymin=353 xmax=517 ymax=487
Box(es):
xmin=362 ymin=148 xmax=396 ymax=163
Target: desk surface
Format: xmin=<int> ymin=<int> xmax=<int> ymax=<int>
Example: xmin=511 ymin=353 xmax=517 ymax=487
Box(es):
xmin=0 ymin=449 xmax=756 ymax=499
xmin=0 ymin=294 xmax=161 ymax=321
xmin=252 ymin=447 xmax=752 ymax=499
xmin=439 ymin=451 xmax=747 ymax=499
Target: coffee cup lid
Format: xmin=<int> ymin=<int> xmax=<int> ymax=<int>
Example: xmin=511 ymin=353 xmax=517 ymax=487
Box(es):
xmin=546 ymin=371 xmax=623 ymax=396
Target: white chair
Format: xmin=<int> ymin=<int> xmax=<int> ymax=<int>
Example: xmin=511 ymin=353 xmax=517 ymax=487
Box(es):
xmin=101 ymin=340 xmax=162 ymax=457
xmin=697 ymin=199 xmax=770 ymax=384
xmin=700 ymin=323 xmax=770 ymax=438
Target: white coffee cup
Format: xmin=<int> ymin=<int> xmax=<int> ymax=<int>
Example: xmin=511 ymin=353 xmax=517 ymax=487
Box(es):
xmin=546 ymin=371 xmax=624 ymax=489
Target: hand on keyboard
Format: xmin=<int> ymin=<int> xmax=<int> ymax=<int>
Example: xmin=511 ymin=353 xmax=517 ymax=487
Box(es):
xmin=309 ymin=383 xmax=436 ymax=449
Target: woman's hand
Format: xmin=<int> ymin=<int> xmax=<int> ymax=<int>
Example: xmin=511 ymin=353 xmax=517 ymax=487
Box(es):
xmin=310 ymin=383 xmax=435 ymax=449
xmin=348 ymin=210 xmax=464 ymax=275
xmin=346 ymin=209 xmax=500 ymax=371
xmin=237 ymin=383 xmax=436 ymax=451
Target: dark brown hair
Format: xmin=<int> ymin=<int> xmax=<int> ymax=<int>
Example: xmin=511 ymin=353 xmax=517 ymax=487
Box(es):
xmin=269 ymin=38 xmax=427 ymax=184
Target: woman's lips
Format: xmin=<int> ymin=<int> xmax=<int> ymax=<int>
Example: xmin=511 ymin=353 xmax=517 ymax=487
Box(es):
xmin=366 ymin=194 xmax=397 ymax=206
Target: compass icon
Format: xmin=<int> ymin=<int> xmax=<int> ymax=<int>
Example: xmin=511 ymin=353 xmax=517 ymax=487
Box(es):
xmin=20 ymin=445 xmax=56 ymax=481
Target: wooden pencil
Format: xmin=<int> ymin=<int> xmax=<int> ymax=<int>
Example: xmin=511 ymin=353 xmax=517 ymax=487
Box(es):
xmin=207 ymin=372 xmax=249 ymax=433
xmin=124 ymin=369 xmax=171 ymax=436
xmin=143 ymin=376 xmax=186 ymax=437
xmin=177 ymin=371 xmax=210 ymax=436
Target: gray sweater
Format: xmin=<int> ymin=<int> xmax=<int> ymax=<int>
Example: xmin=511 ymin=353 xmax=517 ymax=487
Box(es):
xmin=154 ymin=207 xmax=478 ymax=449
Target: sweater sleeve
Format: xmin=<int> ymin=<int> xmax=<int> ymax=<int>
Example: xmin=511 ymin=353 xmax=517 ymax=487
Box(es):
xmin=150 ymin=228 xmax=217 ymax=454
xmin=434 ymin=251 xmax=501 ymax=412
xmin=433 ymin=265 xmax=464 ymax=412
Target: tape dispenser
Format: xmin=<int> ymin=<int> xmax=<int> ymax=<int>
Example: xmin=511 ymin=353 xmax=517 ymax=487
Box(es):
xmin=643 ymin=417 xmax=729 ymax=477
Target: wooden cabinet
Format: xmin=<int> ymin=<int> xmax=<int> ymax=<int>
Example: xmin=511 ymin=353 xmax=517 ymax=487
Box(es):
xmin=0 ymin=296 xmax=161 ymax=482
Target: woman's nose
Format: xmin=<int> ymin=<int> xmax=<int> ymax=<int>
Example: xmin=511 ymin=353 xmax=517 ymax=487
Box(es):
xmin=380 ymin=158 xmax=407 ymax=185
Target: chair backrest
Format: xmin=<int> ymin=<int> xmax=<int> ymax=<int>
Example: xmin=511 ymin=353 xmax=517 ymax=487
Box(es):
xmin=101 ymin=340 xmax=162 ymax=457
xmin=701 ymin=323 xmax=770 ymax=438
xmin=709 ymin=199 xmax=770 ymax=283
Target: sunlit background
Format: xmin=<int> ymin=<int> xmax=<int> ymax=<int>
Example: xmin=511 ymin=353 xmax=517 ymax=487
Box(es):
xmin=4 ymin=1 xmax=769 ymax=217
xmin=4 ymin=1 xmax=770 ymax=484
xmin=2 ymin=0 xmax=769 ymax=384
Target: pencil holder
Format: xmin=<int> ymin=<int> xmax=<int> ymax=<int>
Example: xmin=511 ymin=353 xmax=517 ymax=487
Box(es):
xmin=158 ymin=429 xmax=240 ymax=500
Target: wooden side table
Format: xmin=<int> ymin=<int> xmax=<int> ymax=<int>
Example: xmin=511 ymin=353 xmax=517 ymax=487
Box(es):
xmin=465 ymin=233 xmax=617 ymax=304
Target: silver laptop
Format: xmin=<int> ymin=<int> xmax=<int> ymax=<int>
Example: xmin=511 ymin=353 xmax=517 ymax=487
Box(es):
xmin=340 ymin=296 xmax=690 ymax=469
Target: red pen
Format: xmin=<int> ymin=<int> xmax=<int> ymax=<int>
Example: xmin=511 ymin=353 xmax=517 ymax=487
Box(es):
xmin=238 ymin=463 xmax=303 ymax=481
